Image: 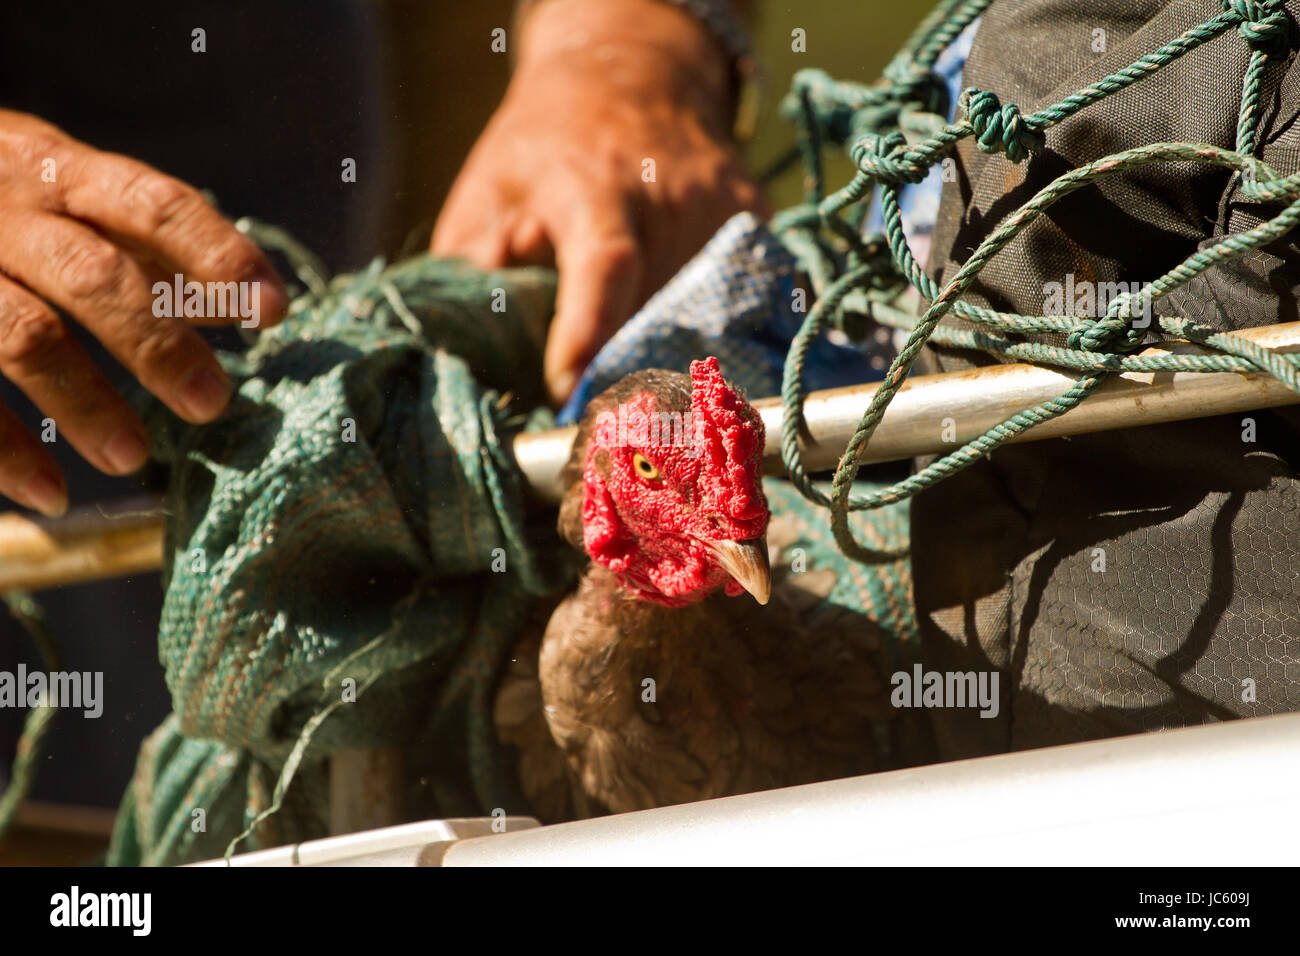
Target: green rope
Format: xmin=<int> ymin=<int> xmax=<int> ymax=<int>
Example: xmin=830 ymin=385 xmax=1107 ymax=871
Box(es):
xmin=774 ymin=0 xmax=1300 ymax=560
xmin=0 ymin=593 xmax=63 ymax=842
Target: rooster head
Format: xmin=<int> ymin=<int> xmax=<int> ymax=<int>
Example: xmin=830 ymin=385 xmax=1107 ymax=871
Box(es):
xmin=559 ymin=357 xmax=770 ymax=608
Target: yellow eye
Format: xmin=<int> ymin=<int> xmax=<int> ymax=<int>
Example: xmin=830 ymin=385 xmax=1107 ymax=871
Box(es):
xmin=632 ymin=453 xmax=661 ymax=481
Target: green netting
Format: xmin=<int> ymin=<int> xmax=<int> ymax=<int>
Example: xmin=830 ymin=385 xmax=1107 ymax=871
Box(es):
xmin=103 ymin=253 xmax=585 ymax=864
xmin=771 ymin=0 xmax=1300 ymax=559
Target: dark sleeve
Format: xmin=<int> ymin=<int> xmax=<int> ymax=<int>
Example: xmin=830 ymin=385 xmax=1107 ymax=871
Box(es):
xmin=912 ymin=0 xmax=1300 ymax=761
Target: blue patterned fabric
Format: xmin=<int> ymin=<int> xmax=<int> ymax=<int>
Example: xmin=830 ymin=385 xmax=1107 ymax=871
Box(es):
xmin=558 ymin=211 xmax=887 ymax=423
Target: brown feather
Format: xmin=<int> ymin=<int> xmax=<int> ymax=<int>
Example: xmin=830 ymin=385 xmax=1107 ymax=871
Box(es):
xmin=495 ymin=371 xmax=886 ymax=821
xmin=534 ymin=553 xmax=886 ymax=815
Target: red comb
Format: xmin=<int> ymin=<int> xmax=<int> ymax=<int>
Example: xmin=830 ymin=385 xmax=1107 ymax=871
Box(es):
xmin=689 ymin=357 xmax=767 ymax=527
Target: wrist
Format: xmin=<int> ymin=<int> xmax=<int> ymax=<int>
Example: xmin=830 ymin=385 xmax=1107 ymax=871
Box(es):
xmin=515 ymin=0 xmax=734 ymax=132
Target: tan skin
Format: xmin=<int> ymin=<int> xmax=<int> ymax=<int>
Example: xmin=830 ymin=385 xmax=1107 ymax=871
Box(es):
xmin=433 ymin=0 xmax=764 ymax=402
xmin=0 ymin=110 xmax=289 ymax=516
xmin=0 ymin=0 xmax=756 ymax=515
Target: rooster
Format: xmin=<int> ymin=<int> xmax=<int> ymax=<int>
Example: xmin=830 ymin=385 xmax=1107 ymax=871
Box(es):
xmin=494 ymin=357 xmax=890 ymax=822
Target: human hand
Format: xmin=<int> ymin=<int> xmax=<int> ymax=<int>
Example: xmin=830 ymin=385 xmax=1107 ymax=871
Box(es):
xmin=0 ymin=109 xmax=288 ymax=515
xmin=432 ymin=0 xmax=765 ymax=403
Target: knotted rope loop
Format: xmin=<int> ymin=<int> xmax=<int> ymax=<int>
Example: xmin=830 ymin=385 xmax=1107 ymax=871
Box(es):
xmin=883 ymin=54 xmax=950 ymax=118
xmin=1065 ymin=292 xmax=1150 ymax=353
xmin=850 ymin=131 xmax=930 ymax=185
xmin=961 ymin=87 xmax=1046 ymax=163
xmin=1238 ymin=156 xmax=1300 ymax=201
xmin=1223 ymin=0 xmax=1293 ymax=56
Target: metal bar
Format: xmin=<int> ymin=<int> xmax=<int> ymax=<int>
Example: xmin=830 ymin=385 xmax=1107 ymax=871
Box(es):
xmin=0 ymin=495 xmax=164 ymax=591
xmin=513 ymin=320 xmax=1300 ymax=500
xmin=437 ymin=712 xmax=1300 ymax=866
xmin=4 ymin=321 xmax=1300 ymax=591
xmin=187 ymin=816 xmax=540 ymax=867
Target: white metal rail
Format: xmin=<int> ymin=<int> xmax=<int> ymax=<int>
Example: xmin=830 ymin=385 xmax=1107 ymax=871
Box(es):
xmin=200 ymin=712 xmax=1300 ymax=866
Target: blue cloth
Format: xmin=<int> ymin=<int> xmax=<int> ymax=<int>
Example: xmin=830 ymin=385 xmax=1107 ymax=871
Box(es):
xmin=558 ymin=212 xmax=885 ymax=423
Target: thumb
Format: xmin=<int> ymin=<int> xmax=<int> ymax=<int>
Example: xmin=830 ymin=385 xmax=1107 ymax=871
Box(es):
xmin=544 ymin=213 xmax=643 ymax=404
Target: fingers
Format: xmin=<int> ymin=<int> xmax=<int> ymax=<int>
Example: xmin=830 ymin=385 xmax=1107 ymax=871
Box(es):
xmin=507 ymin=215 xmax=555 ymax=267
xmin=542 ymin=200 xmax=643 ymax=403
xmin=437 ymin=173 xmax=644 ymax=403
xmin=0 ymin=273 xmax=150 ymax=482
xmin=0 ymin=210 xmax=232 ymax=426
xmin=445 ymin=227 xmax=513 ymax=270
xmin=435 ymin=192 xmax=555 ymax=270
xmin=54 ymin=150 xmax=288 ymax=327
xmin=0 ymin=395 xmax=65 ymax=517
xmin=0 ymin=111 xmax=285 ymax=505
xmin=431 ymin=181 xmax=515 ymax=269
xmin=732 ymin=167 xmax=771 ymax=219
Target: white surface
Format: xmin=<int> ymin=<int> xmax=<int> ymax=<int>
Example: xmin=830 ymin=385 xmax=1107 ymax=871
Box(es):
xmin=440 ymin=713 xmax=1300 ymax=866
xmin=189 ymin=816 xmax=540 ymax=866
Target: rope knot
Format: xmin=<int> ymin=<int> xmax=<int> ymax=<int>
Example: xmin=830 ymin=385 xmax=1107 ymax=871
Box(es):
xmin=849 ymin=132 xmax=929 ymax=186
xmin=1223 ymin=0 xmax=1293 ymax=55
xmin=883 ymin=55 xmax=950 ymax=117
xmin=1066 ymin=293 xmax=1149 ymax=353
xmin=961 ymin=87 xmax=1045 ymax=163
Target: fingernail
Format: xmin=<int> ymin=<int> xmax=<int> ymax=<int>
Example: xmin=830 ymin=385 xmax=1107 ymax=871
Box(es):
xmin=251 ymin=270 xmax=289 ymax=325
xmin=550 ymin=369 xmax=578 ymax=404
xmin=254 ymin=273 xmax=288 ymax=325
xmin=19 ymin=472 xmax=67 ymax=517
xmin=177 ymin=366 xmax=231 ymax=421
xmin=102 ymin=427 xmax=150 ymax=474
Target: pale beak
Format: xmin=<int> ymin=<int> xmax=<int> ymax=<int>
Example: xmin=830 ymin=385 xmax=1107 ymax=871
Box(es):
xmin=707 ymin=538 xmax=771 ymax=606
